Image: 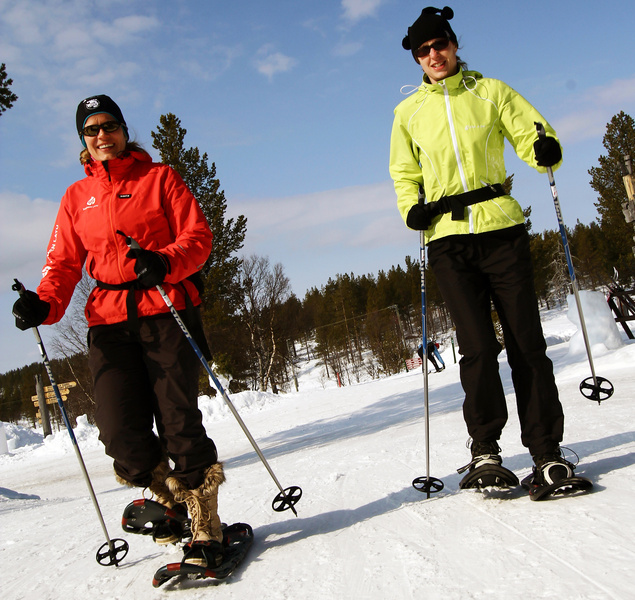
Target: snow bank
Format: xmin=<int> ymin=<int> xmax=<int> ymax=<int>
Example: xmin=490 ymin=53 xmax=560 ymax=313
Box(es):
xmin=1 ymin=420 xmax=43 ymax=453
xmin=567 ymin=290 xmax=624 ymax=355
xmin=198 ymin=389 xmax=286 ymax=423
xmin=0 ymin=422 xmax=8 ymax=455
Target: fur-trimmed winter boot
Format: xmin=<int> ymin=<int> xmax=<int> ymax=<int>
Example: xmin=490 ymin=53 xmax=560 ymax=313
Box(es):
xmin=147 ymin=461 xmax=189 ymax=544
xmin=147 ymin=460 xmax=178 ymax=508
xmin=166 ymin=463 xmax=226 ymax=567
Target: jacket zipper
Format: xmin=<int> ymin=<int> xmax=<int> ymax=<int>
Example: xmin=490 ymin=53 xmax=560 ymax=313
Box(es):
xmin=102 ymin=161 xmax=126 ymax=280
xmin=442 ymin=81 xmax=474 ymax=233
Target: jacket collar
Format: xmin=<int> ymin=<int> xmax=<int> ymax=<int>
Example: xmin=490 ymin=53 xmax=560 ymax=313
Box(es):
xmin=421 ymin=67 xmax=465 ymax=93
xmin=84 ymin=150 xmax=152 ymax=179
xmin=419 ymin=68 xmax=484 ymax=94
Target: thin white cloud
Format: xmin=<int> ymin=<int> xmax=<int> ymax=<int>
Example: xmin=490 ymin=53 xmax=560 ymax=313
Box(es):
xmin=255 ymin=45 xmax=298 ymax=80
xmin=228 ymin=180 xmax=398 ymax=249
xmin=341 ymin=0 xmax=383 ymax=23
xmin=332 ymin=41 xmax=363 ymax=57
xmin=92 ymin=16 xmax=160 ymax=45
xmin=0 ymin=192 xmax=60 ymax=289
xmin=554 ymin=75 xmax=635 ymax=144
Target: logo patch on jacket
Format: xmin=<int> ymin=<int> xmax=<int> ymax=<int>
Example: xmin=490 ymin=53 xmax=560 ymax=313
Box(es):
xmin=83 ymin=196 xmax=99 ymax=211
xmin=118 ymin=194 xmax=132 ymax=198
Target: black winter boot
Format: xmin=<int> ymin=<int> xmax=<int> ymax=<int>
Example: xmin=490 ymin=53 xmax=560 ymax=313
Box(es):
xmin=458 ymin=440 xmax=518 ymax=489
xmin=530 ymin=448 xmax=575 ymax=486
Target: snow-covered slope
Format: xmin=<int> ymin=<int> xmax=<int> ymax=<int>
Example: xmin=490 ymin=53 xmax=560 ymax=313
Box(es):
xmin=1 ymin=306 xmax=633 ymax=599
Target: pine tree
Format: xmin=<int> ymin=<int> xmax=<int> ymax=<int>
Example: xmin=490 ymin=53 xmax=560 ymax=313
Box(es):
xmin=151 ymin=113 xmax=248 ymax=375
xmin=0 ymin=63 xmax=18 ymax=117
xmin=589 ymin=111 xmax=635 ymax=283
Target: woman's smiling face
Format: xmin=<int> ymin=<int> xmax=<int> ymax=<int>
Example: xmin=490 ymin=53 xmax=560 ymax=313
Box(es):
xmin=416 ymin=37 xmax=459 ymax=83
xmin=83 ymin=113 xmax=127 ymax=161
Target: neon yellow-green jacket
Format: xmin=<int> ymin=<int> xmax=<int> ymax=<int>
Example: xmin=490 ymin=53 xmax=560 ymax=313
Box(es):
xmin=389 ymin=68 xmax=562 ymax=243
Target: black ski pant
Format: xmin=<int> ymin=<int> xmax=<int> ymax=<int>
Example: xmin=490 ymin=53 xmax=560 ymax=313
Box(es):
xmin=88 ymin=311 xmax=218 ymax=489
xmin=427 ymin=349 xmax=441 ymax=371
xmin=427 ymin=225 xmax=564 ymax=457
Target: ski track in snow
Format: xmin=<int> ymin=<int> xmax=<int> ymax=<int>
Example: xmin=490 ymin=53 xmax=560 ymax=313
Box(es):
xmin=1 ymin=307 xmax=634 ymax=599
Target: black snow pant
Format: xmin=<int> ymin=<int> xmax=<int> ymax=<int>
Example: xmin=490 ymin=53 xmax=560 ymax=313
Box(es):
xmin=88 ymin=311 xmax=217 ymax=489
xmin=427 ymin=225 xmax=564 ymax=457
xmin=427 ymin=344 xmax=441 ymax=371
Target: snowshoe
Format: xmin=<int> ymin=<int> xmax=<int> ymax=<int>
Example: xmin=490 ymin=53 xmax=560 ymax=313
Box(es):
xmin=458 ymin=441 xmax=519 ymax=490
xmin=152 ymin=523 xmax=253 ymax=588
xmin=459 ymin=463 xmax=519 ymax=489
xmin=121 ymin=498 xmax=191 ymax=544
xmin=521 ymin=451 xmax=593 ymax=501
xmin=521 ymin=473 xmax=593 ymax=501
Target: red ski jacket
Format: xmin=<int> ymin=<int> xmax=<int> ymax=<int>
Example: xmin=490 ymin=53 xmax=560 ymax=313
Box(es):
xmin=37 ymin=151 xmax=213 ymax=327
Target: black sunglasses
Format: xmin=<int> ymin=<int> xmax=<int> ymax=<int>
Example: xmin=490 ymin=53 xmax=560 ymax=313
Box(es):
xmin=414 ymin=38 xmax=451 ymax=58
xmin=81 ymin=121 xmax=121 ymax=137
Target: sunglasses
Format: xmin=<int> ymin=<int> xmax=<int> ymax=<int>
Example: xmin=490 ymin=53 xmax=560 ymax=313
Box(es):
xmin=81 ymin=121 xmax=121 ymax=137
xmin=414 ymin=38 xmax=451 ymax=58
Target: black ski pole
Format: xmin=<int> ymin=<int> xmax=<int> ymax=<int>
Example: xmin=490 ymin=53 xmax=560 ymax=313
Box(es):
xmin=412 ymin=231 xmax=444 ymax=498
xmin=118 ymin=231 xmax=302 ymax=516
xmin=535 ymin=122 xmax=614 ymax=403
xmin=12 ymin=279 xmax=129 ymax=567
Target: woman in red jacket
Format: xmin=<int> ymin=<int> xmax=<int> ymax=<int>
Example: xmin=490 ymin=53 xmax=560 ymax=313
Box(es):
xmin=13 ymin=95 xmax=225 ymax=569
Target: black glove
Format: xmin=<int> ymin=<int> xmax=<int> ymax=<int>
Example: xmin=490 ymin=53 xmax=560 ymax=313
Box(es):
xmin=533 ymin=136 xmax=562 ymax=167
xmin=126 ymin=248 xmax=170 ymax=289
xmin=406 ymin=202 xmax=441 ymax=230
xmin=12 ymin=290 xmax=50 ymax=331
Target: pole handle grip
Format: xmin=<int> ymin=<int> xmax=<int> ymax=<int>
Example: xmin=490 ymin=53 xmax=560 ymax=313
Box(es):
xmin=12 ymin=278 xmax=26 ymax=296
xmin=535 ymin=121 xmax=546 ymax=139
xmin=116 ymin=229 xmax=141 ymax=250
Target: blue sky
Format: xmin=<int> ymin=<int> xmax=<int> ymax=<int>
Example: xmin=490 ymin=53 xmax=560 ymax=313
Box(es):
xmin=1 ymin=0 xmax=635 ymax=372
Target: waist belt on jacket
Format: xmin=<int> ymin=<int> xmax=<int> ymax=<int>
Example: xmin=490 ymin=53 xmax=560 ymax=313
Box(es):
xmin=434 ymin=183 xmax=506 ymax=221
xmin=94 ymin=278 xmax=143 ymax=332
xmin=94 ymin=277 xmax=212 ymax=361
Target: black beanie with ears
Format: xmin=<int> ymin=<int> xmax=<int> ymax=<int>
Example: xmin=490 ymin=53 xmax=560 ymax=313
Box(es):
xmin=402 ymin=6 xmax=457 ymax=63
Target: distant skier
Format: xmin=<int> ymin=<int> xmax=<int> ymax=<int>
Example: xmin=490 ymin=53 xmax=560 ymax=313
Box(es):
xmin=391 ymin=6 xmax=590 ymax=497
xmin=429 ymin=341 xmax=445 ymax=371
xmin=417 ymin=341 xmax=444 ymax=372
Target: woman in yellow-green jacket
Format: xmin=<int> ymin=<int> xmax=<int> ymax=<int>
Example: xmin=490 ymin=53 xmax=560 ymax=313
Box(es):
xmin=390 ymin=7 xmax=581 ymax=491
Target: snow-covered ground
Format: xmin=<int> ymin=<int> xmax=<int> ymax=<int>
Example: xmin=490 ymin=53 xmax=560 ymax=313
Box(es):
xmin=1 ymin=296 xmax=634 ymax=599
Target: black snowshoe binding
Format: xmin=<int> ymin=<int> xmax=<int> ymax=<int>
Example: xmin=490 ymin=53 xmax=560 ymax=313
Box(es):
xmin=121 ymin=498 xmax=191 ymax=545
xmin=521 ymin=449 xmax=593 ymax=501
xmin=152 ymin=523 xmax=254 ymax=588
xmin=458 ymin=441 xmax=519 ymax=490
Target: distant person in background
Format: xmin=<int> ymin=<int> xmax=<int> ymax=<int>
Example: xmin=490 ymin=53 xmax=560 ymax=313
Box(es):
xmin=428 ymin=341 xmax=445 ymax=371
xmin=390 ymin=7 xmax=584 ymax=493
xmin=417 ymin=341 xmax=444 ymax=372
xmin=12 ymin=94 xmax=227 ymax=568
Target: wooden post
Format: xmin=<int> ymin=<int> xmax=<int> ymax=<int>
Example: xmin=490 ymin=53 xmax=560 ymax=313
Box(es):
xmin=621 ymin=154 xmax=635 ymax=257
xmin=35 ymin=374 xmax=52 ymax=437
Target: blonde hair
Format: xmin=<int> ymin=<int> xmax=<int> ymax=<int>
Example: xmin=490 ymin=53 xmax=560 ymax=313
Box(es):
xmin=79 ymin=141 xmax=147 ymax=165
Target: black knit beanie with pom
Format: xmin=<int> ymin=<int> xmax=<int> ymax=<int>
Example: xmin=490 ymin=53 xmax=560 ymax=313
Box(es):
xmin=402 ymin=7 xmax=457 ymax=63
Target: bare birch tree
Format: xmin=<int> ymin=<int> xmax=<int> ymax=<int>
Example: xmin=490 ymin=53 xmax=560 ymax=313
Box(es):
xmin=239 ymin=255 xmax=291 ymax=392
